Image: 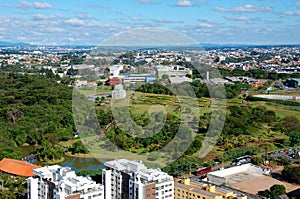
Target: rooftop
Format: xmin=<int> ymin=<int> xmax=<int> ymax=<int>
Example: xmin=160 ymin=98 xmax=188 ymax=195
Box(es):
xmin=0 ymin=158 xmax=41 ymax=177
xmin=104 ymin=159 xmax=172 ymax=182
xmin=175 ymin=182 xmax=220 ymax=198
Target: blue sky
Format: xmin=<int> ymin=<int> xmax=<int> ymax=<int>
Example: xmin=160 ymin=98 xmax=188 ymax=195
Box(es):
xmin=0 ymin=0 xmax=299 ymax=45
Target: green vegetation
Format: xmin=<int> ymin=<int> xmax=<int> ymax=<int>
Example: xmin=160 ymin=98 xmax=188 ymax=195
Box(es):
xmin=77 ymin=169 xmax=102 ymax=184
xmin=135 ymin=81 xmax=245 ymax=99
xmin=0 ymin=174 xmax=27 ymax=199
xmin=218 ymin=68 xmax=300 ymax=80
xmin=262 ymin=184 xmax=286 ymax=198
xmin=0 ymin=73 xmax=75 ymax=163
xmin=282 ymin=166 xmax=300 ymax=184
xmin=0 ymin=71 xmax=299 ymax=179
xmin=71 ymin=141 xmax=89 ymax=154
xmin=162 ymin=156 xmax=204 ymax=177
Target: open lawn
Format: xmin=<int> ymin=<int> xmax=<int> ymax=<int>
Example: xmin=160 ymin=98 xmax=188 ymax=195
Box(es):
xmin=78 ymin=88 xmax=112 ymax=96
xmin=249 ymin=101 xmax=300 ymax=120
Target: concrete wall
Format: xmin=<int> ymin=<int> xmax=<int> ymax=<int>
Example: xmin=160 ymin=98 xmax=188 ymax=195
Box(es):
xmin=206 ymin=174 xmax=226 ymax=186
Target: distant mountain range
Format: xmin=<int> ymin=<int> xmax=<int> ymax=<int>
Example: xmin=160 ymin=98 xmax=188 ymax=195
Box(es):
xmin=0 ymin=41 xmax=31 ymax=47
xmin=0 ymin=41 xmax=299 ymax=48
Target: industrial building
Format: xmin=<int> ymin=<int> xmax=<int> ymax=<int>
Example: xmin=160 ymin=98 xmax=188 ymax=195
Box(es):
xmin=27 ymin=165 xmax=104 ymax=199
xmin=154 ymin=65 xmax=192 ymax=78
xmin=169 ymin=76 xmax=192 ymax=85
xmin=123 ymin=73 xmax=156 ymax=84
xmin=174 ymin=178 xmax=247 ymax=199
xmin=102 ymin=159 xmax=174 ymax=199
xmin=206 ymin=164 xmax=269 ymax=186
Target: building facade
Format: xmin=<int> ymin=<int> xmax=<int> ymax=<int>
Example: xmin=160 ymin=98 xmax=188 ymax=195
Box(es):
xmin=123 ymin=73 xmax=156 ymax=84
xmin=102 ymin=159 xmax=174 ymax=199
xmin=27 ymin=165 xmax=104 ymax=199
xmin=174 ymin=178 xmax=247 ymax=199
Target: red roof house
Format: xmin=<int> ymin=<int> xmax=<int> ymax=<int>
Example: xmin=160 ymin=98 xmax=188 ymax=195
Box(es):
xmin=0 ymin=158 xmax=41 ymax=177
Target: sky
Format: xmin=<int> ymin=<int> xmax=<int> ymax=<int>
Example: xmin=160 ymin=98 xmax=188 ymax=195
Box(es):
xmin=0 ymin=0 xmax=300 ymax=45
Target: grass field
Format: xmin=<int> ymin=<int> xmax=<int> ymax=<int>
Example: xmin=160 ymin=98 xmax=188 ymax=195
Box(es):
xmin=77 ymin=88 xmax=112 ymax=96
xmin=249 ymin=101 xmax=300 ymax=120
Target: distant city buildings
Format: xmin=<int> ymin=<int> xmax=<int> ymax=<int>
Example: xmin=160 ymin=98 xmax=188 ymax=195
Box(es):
xmin=28 ymin=165 xmax=104 ymax=199
xmin=169 ymin=76 xmax=192 ymax=85
xmin=123 ymin=73 xmax=156 ymax=84
xmin=155 ymin=65 xmax=192 ymax=78
xmin=102 ymin=159 xmax=174 ymax=199
xmin=109 ymin=65 xmax=124 ymax=77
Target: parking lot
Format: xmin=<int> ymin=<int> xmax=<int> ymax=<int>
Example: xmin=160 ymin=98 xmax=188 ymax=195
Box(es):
xmin=263 ymin=147 xmax=300 ymax=162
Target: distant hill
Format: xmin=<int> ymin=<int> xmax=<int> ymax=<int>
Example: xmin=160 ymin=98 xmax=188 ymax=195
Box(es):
xmin=0 ymin=41 xmax=31 ymax=47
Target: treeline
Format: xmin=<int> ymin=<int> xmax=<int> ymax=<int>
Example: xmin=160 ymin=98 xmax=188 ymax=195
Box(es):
xmin=0 ymin=73 xmax=75 ymax=161
xmin=219 ymin=68 xmax=300 ymax=80
xmin=135 ymin=82 xmax=244 ymax=99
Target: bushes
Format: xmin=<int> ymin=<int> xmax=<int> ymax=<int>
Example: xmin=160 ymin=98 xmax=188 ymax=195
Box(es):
xmin=216 ymin=146 xmax=262 ymax=162
xmin=251 ymin=156 xmax=264 ymax=165
xmin=261 ymin=184 xmax=286 ymax=198
xmin=282 ymin=166 xmax=300 ymax=184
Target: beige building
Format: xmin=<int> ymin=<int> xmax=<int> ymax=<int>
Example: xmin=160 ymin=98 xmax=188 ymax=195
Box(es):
xmin=174 ymin=178 xmax=247 ymax=199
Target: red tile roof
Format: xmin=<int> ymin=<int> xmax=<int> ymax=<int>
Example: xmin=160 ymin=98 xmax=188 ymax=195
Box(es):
xmin=0 ymin=158 xmax=41 ymax=177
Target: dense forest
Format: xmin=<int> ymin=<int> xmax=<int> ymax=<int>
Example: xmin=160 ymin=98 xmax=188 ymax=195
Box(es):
xmin=0 ymin=73 xmax=75 ymax=160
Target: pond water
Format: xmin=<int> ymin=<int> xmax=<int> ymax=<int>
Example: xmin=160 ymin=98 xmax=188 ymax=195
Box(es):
xmin=59 ymin=156 xmax=107 ymax=172
xmin=21 ymin=146 xmax=107 ymax=172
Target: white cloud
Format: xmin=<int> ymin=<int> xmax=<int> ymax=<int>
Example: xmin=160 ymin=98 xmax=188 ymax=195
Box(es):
xmin=17 ymin=36 xmax=27 ymax=41
xmin=295 ymin=1 xmax=300 ymax=7
xmin=76 ymin=12 xmax=93 ymax=20
xmin=33 ymin=1 xmax=52 ymax=9
xmin=176 ymin=0 xmax=193 ymax=7
xmin=152 ymin=19 xmax=183 ymax=24
xmin=282 ymin=10 xmax=300 ymax=16
xmin=130 ymin=16 xmax=139 ymax=21
xmin=84 ymin=4 xmax=110 ymax=9
xmin=44 ymin=27 xmax=64 ymax=33
xmin=65 ymin=18 xmax=85 ymax=26
xmin=215 ymin=4 xmax=272 ymax=13
xmin=68 ymin=37 xmax=75 ymax=42
xmin=17 ymin=0 xmax=53 ymax=9
xmin=32 ymin=13 xmax=50 ymax=20
xmin=199 ymin=23 xmax=213 ymax=28
xmin=138 ymin=0 xmax=158 ymax=4
xmin=224 ymin=16 xmax=251 ymax=21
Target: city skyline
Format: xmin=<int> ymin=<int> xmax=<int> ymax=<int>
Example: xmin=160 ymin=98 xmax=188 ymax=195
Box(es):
xmin=0 ymin=0 xmax=300 ymax=45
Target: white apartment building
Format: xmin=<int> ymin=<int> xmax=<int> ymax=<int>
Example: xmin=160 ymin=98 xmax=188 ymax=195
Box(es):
xmin=28 ymin=165 xmax=104 ymax=199
xmin=110 ymin=65 xmax=124 ymax=77
xmin=102 ymin=159 xmax=174 ymax=199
